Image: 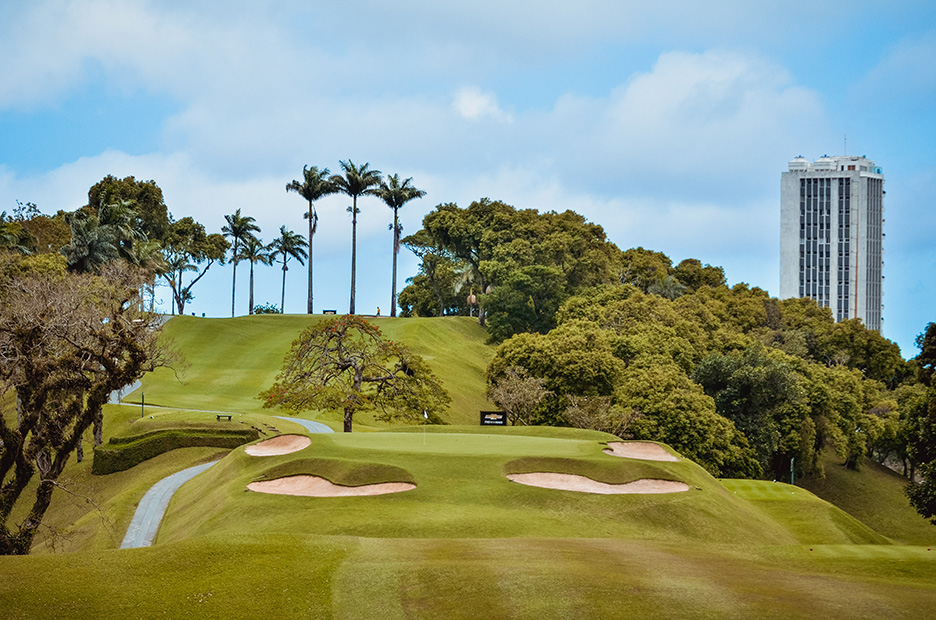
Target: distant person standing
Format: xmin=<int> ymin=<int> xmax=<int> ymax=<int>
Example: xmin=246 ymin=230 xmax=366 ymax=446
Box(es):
xmin=377 ymin=307 xmax=380 ymax=316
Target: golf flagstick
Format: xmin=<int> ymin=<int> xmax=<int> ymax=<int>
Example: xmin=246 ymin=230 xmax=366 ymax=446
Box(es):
xmin=423 ymin=410 xmax=428 ymax=445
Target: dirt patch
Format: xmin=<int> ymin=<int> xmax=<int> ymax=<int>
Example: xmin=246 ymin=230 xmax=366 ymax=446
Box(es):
xmin=244 ymin=434 xmax=311 ymax=456
xmin=603 ymin=441 xmax=679 ymax=462
xmin=507 ymin=472 xmax=689 ymax=494
xmin=247 ymin=475 xmax=415 ymax=497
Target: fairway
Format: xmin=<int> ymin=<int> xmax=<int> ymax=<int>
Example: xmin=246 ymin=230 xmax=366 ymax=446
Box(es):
xmin=2 ymin=315 xmax=935 ymax=619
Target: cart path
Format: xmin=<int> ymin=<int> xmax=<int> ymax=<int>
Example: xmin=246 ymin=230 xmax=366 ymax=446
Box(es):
xmin=120 ymin=415 xmax=333 ymax=549
xmin=120 ymin=461 xmax=218 ymax=549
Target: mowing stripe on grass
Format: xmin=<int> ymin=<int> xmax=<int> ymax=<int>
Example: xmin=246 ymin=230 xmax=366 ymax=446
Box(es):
xmin=120 ymin=461 xmax=217 ymax=549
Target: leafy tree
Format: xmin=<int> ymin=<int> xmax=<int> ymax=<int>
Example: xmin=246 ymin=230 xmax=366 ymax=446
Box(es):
xmin=222 ymin=209 xmax=260 ymax=317
xmin=330 ymin=160 xmax=382 ymax=314
xmin=620 ymin=355 xmax=761 ymax=478
xmin=484 ymin=264 xmax=567 ymax=342
xmin=673 ymin=258 xmax=726 ymax=291
xmin=236 ymin=236 xmax=274 ymax=315
xmin=0 ymin=258 xmax=171 ymax=554
xmin=905 ymin=323 xmax=936 ymax=523
xmin=693 ymin=346 xmax=807 ymax=477
xmin=86 ymin=175 xmax=170 ymax=242
xmin=261 ymin=315 xmax=449 ymax=432
xmin=60 ymin=209 xmax=120 ymax=273
xmin=286 ymin=166 xmax=337 ymax=314
xmin=374 ymin=174 xmax=426 ymax=317
xmin=270 ymin=226 xmax=307 ymax=314
xmin=565 ymin=395 xmax=642 ymax=439
xmin=617 ymin=247 xmax=673 ymax=292
xmin=647 ymin=275 xmax=687 ymax=300
xmin=160 ymin=217 xmax=229 ymax=316
xmin=815 ymin=318 xmax=903 ymax=385
xmin=486 ymin=366 xmax=552 ymax=425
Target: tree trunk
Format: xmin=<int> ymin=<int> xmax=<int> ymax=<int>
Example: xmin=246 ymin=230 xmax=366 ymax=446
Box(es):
xmin=350 ymin=197 xmax=357 ymax=315
xmin=307 ymin=201 xmax=314 ymax=314
xmin=391 ymin=208 xmax=399 ymax=317
xmin=248 ymin=262 xmax=255 ymax=315
xmin=343 ymin=406 xmax=354 ymax=433
xmin=231 ymin=241 xmax=238 ymax=317
xmin=281 ymin=260 xmax=287 ymax=313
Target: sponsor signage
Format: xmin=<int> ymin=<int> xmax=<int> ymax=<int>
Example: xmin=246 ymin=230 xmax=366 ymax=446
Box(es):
xmin=480 ymin=411 xmax=507 ymax=426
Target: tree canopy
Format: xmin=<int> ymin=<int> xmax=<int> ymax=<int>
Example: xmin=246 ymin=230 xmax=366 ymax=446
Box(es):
xmin=261 ymin=315 xmax=450 ymax=432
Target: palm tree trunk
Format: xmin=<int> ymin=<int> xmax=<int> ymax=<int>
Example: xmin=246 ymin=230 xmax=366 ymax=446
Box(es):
xmin=248 ymin=261 xmax=255 ymax=315
xmin=307 ymin=201 xmax=314 ymax=314
xmin=281 ymin=258 xmax=287 ymax=313
xmin=231 ymin=240 xmax=238 ymax=317
xmin=350 ymin=197 xmax=357 ymax=314
xmin=391 ymin=208 xmax=399 ymax=317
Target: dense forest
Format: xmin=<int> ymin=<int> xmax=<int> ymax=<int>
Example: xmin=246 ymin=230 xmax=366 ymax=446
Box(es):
xmin=399 ymin=198 xmax=936 ymax=523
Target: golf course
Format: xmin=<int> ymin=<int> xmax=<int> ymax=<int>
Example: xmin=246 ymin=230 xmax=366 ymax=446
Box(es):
xmin=1 ymin=314 xmax=934 ymax=619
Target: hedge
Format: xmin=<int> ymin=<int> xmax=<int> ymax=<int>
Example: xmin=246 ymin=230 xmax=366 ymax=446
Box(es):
xmin=92 ymin=428 xmax=260 ymax=475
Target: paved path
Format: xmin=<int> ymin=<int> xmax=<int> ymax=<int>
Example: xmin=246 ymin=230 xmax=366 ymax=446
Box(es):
xmin=120 ymin=461 xmax=218 ymax=549
xmin=275 ymin=416 xmax=334 ymax=434
xmin=120 ymin=415 xmax=332 ymax=549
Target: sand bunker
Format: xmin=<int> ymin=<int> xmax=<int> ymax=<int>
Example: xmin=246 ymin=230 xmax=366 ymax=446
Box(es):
xmin=603 ymin=441 xmax=680 ymax=462
xmin=507 ymin=472 xmax=689 ymax=494
xmin=247 ymin=475 xmax=415 ymax=497
xmin=244 ymin=434 xmax=311 ymax=456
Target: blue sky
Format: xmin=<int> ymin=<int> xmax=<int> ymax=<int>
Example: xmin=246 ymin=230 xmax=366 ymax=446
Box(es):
xmin=1 ymin=1 xmax=934 ymax=357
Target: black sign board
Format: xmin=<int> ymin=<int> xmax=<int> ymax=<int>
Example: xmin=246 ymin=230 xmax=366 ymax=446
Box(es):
xmin=322 ymin=310 xmax=337 ymax=315
xmin=480 ymin=411 xmax=507 ymax=426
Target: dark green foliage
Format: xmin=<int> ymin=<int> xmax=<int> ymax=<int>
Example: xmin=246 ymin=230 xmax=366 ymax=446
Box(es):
xmin=87 ymin=175 xmax=170 ymax=243
xmin=92 ymin=427 xmax=259 ymax=475
xmin=694 ymin=346 xmax=806 ymax=477
xmin=252 ymin=302 xmax=282 ymax=314
xmin=401 ymin=199 xmax=618 ymax=332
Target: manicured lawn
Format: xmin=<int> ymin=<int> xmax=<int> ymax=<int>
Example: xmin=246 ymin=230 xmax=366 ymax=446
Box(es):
xmin=4 ymin=315 xmax=936 ymax=618
xmin=136 ymin=315 xmax=495 ymax=426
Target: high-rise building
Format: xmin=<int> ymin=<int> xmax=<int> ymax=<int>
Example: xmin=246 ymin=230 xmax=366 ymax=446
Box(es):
xmin=780 ymin=155 xmax=884 ymax=331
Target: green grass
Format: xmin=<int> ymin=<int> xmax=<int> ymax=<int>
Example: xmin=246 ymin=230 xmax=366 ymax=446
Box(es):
xmin=1 ymin=536 xmax=934 ymax=619
xmin=138 ymin=314 xmax=495 ymax=427
xmin=5 ymin=315 xmax=936 ymax=617
xmin=798 ymin=446 xmax=936 ymax=545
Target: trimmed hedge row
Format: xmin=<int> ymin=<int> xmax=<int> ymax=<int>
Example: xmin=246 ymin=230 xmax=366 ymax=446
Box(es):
xmin=92 ymin=428 xmax=260 ymax=475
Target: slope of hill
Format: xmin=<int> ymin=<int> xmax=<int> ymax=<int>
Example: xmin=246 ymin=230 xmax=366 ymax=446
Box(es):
xmin=137 ymin=314 xmax=495 ymax=426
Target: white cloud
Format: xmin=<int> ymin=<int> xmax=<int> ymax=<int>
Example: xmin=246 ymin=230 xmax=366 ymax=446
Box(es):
xmin=453 ymin=86 xmax=512 ymax=122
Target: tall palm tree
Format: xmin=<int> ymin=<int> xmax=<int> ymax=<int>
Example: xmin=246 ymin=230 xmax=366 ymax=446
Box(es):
xmin=330 ymin=160 xmax=382 ymax=314
xmin=270 ymin=225 xmax=307 ymax=313
xmin=286 ymin=166 xmax=337 ymax=314
xmin=236 ymin=236 xmax=275 ymax=315
xmin=222 ymin=209 xmax=260 ymax=317
xmin=374 ymin=174 xmax=426 ymax=317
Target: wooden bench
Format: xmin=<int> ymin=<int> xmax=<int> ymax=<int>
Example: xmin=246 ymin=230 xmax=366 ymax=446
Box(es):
xmin=216 ymin=414 xmax=233 ymax=421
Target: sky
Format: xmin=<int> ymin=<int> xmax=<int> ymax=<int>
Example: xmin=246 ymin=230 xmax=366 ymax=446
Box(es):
xmin=1 ymin=0 xmax=934 ymax=357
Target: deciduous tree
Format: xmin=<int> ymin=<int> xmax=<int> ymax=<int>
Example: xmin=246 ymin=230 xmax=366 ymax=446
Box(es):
xmin=0 ymin=257 xmax=171 ymax=554
xmin=261 ymin=315 xmax=449 ymax=432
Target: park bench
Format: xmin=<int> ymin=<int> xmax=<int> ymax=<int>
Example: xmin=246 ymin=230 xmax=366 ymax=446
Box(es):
xmin=216 ymin=414 xmax=233 ymax=421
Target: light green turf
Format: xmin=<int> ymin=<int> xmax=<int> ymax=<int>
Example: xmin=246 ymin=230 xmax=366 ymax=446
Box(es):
xmin=1 ymin=536 xmax=934 ymax=619
xmin=154 ymin=429 xmax=882 ymax=547
xmin=136 ymin=314 xmax=495 ymax=426
xmin=5 ymin=316 xmax=936 ymax=617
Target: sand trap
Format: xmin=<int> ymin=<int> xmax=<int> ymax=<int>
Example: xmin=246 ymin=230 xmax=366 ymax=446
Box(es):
xmin=507 ymin=472 xmax=689 ymax=494
xmin=247 ymin=475 xmax=415 ymax=497
xmin=603 ymin=441 xmax=679 ymax=462
xmin=244 ymin=434 xmax=312 ymax=456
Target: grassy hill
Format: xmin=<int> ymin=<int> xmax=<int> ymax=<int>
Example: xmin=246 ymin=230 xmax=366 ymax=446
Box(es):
xmin=136 ymin=314 xmax=495 ymax=426
xmin=2 ymin=314 xmax=935 ymax=618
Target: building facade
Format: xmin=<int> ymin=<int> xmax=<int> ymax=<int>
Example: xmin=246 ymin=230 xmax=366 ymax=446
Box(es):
xmin=780 ymin=155 xmax=884 ymax=331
